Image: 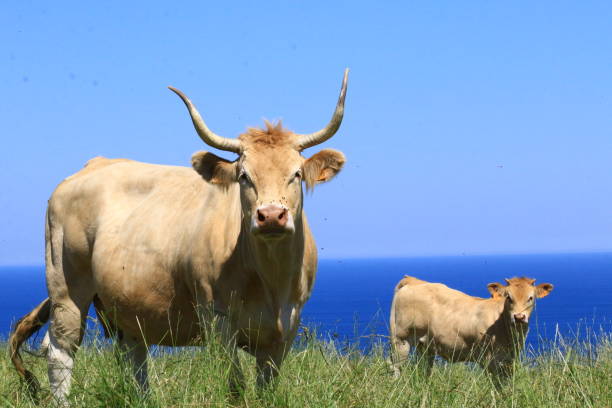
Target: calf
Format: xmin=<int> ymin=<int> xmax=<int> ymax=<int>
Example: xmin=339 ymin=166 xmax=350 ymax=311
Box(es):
xmin=390 ymin=276 xmax=553 ymax=385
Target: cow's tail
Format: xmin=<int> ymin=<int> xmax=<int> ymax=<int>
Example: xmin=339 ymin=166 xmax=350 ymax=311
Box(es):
xmin=9 ymin=297 xmax=52 ymax=398
xmin=389 ymin=275 xmax=426 ymax=377
xmin=389 ymin=278 xmax=402 ymax=376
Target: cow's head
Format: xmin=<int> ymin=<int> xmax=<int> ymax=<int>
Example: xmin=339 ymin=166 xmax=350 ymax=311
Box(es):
xmin=170 ymin=70 xmax=348 ymax=240
xmin=487 ymin=277 xmax=553 ymax=325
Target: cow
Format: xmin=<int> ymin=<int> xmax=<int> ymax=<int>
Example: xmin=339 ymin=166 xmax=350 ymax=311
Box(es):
xmin=389 ymin=275 xmax=553 ymax=386
xmin=9 ymin=69 xmax=349 ymax=404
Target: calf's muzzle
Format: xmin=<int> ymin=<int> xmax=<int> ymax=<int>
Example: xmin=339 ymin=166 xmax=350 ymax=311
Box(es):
xmin=513 ymin=313 xmax=528 ymax=323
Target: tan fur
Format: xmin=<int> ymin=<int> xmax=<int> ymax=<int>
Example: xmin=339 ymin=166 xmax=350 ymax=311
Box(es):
xmin=15 ymin=118 xmax=346 ymax=394
xmin=395 ymin=275 xmax=427 ymax=291
xmin=390 ymin=276 xmax=553 ymax=383
xmin=9 ymin=298 xmax=51 ymax=398
xmin=191 ymin=151 xmax=237 ymax=185
xmin=239 ymin=121 xmax=295 ymax=147
xmin=303 ymin=149 xmax=346 ymax=190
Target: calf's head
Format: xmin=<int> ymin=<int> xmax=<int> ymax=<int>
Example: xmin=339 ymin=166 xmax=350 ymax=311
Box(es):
xmin=170 ymin=70 xmax=348 ymax=240
xmin=487 ymin=277 xmax=553 ymax=325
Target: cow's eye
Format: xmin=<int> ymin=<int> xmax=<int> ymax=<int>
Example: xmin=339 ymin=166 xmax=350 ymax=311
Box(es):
xmin=238 ymin=171 xmax=251 ymax=185
xmin=528 ymin=296 xmax=533 ymax=302
xmin=291 ymin=170 xmax=302 ymax=183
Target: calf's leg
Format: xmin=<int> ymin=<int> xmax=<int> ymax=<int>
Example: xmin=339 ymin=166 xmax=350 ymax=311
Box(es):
xmin=486 ymin=359 xmax=513 ymax=390
xmin=390 ymin=337 xmax=410 ymax=379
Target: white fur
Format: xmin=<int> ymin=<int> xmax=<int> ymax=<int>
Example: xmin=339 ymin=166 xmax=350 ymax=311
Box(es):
xmin=47 ymin=331 xmax=74 ymax=407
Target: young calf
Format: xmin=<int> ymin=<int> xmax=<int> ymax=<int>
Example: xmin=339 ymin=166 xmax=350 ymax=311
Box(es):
xmin=389 ymin=276 xmax=553 ymax=385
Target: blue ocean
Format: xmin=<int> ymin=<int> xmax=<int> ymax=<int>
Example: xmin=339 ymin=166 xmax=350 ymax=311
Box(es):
xmin=1 ymin=253 xmax=610 ymax=351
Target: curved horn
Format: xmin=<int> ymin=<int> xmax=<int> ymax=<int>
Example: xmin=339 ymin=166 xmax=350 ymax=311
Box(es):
xmin=168 ymin=86 xmax=242 ymax=153
xmin=296 ymin=68 xmax=349 ymax=151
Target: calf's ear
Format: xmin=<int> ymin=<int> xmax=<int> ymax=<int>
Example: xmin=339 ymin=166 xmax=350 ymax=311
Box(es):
xmin=192 ymin=151 xmax=237 ymax=185
xmin=303 ymin=149 xmax=346 ymax=190
xmin=536 ymin=283 xmax=553 ymax=298
xmin=487 ymin=282 xmax=506 ymax=298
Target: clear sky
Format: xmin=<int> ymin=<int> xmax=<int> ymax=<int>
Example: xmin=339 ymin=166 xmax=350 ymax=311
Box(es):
xmin=1 ymin=1 xmax=611 ymax=264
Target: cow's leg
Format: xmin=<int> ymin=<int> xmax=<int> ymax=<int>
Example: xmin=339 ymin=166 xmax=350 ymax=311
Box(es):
xmin=486 ymin=359 xmax=513 ymax=390
xmin=215 ymin=316 xmax=245 ymax=396
xmin=45 ymin=221 xmax=94 ymax=406
xmin=417 ymin=351 xmax=434 ymax=378
xmin=390 ymin=337 xmax=410 ymax=379
xmin=118 ymin=335 xmax=149 ymax=392
xmin=416 ymin=335 xmax=435 ymax=378
xmin=47 ymin=296 xmax=91 ymax=406
xmin=255 ymin=343 xmax=290 ymax=389
xmin=196 ymin=303 xmax=244 ymax=396
xmin=39 ymin=331 xmax=50 ymax=356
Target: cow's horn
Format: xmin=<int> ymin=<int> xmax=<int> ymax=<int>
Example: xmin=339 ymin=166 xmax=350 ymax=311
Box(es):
xmin=296 ymin=68 xmax=349 ymax=151
xmin=169 ymin=87 xmax=242 ymax=154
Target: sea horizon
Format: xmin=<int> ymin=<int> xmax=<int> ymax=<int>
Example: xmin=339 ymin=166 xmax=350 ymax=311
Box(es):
xmin=1 ymin=251 xmax=610 ymax=351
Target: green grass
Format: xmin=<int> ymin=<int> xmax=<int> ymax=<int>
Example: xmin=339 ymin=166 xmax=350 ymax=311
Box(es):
xmin=1 ymin=330 xmax=610 ymax=408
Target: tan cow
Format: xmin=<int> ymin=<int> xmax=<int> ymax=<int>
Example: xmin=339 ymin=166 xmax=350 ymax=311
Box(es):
xmin=389 ymin=275 xmax=553 ymax=385
xmin=10 ymin=70 xmax=349 ymax=404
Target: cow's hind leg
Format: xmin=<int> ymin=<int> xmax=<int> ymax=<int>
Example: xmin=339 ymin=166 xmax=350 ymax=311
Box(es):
xmin=45 ymin=221 xmax=95 ymax=405
xmin=390 ymin=336 xmax=410 ymax=379
xmin=47 ymin=296 xmax=92 ymax=406
xmin=415 ymin=347 xmax=434 ymax=378
xmin=415 ymin=335 xmax=435 ymax=378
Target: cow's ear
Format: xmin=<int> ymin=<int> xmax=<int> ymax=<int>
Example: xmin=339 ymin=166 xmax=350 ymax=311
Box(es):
xmin=303 ymin=149 xmax=346 ymax=190
xmin=192 ymin=151 xmax=237 ymax=185
xmin=487 ymin=282 xmax=505 ymax=298
xmin=536 ymin=283 xmax=553 ymax=298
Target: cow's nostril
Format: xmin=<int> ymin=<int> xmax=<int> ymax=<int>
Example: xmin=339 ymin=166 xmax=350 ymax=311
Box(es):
xmin=258 ymin=211 xmax=266 ymax=222
xmin=278 ymin=211 xmax=284 ymax=220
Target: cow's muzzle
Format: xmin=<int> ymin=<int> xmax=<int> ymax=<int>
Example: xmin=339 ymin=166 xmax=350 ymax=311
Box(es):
xmin=513 ymin=313 xmax=528 ymax=324
xmin=252 ymin=205 xmax=293 ymax=238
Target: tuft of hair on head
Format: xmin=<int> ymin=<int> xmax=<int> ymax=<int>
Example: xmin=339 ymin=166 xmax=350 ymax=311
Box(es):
xmin=505 ymin=277 xmax=536 ymax=286
xmin=240 ymin=120 xmax=294 ymax=146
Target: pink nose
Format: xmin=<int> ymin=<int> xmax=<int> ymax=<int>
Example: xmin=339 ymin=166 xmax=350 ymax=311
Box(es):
xmin=514 ymin=313 xmax=527 ymax=323
xmin=256 ymin=205 xmax=288 ymax=231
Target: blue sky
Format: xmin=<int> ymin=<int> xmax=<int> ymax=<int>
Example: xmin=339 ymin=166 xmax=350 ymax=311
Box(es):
xmin=1 ymin=1 xmax=611 ymax=264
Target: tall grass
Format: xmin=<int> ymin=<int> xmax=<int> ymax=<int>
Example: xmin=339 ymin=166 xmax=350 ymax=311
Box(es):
xmin=1 ymin=327 xmax=610 ymax=408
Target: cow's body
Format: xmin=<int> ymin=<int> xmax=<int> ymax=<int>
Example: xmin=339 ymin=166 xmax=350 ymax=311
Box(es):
xmin=50 ymin=157 xmax=315 ymax=349
xmin=10 ymin=70 xmax=349 ymax=404
xmin=390 ymin=276 xmax=553 ymax=385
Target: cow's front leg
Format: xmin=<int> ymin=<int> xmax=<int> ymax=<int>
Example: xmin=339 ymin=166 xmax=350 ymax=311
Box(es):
xmin=216 ymin=315 xmax=245 ymax=396
xmin=255 ymin=343 xmax=289 ymax=390
xmin=486 ymin=358 xmax=513 ymax=390
xmin=117 ymin=335 xmax=149 ymax=393
xmin=198 ymin=303 xmax=245 ymax=396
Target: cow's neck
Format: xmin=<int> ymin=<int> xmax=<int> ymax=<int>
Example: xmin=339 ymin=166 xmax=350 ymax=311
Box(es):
xmin=241 ymin=215 xmax=306 ymax=339
xmin=486 ymin=299 xmax=528 ymax=352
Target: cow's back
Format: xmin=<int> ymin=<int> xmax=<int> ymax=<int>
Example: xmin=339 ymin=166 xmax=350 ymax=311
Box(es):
xmin=46 ymin=156 xmax=243 ymax=344
xmin=48 ymin=157 xmax=207 ymax=261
